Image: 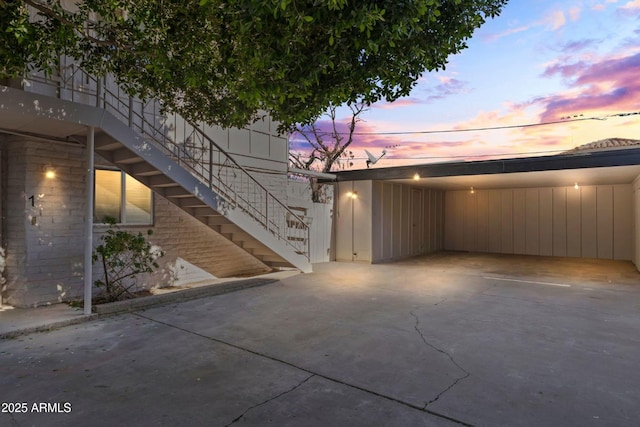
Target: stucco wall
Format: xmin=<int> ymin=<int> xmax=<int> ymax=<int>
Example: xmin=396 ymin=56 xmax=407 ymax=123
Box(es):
xmin=444 ymin=185 xmax=633 ymax=260
xmin=1 ymin=137 xmax=270 ymax=307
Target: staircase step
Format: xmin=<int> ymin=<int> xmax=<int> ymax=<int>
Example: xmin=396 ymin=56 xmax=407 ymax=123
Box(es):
xmin=202 ymin=215 xmax=231 ymax=226
xmin=163 ymin=187 xmax=192 ymax=198
xmin=129 ymin=162 xmax=162 ymax=176
xmin=146 ymin=175 xmax=179 ymax=188
xmin=178 ymin=197 xmax=208 ymax=208
xmin=111 ymin=147 xmax=144 ymax=164
xmin=94 ymin=134 xmax=123 ymax=151
xmin=191 ymin=207 xmax=217 ymax=217
xmin=219 ymin=223 xmax=243 ymax=234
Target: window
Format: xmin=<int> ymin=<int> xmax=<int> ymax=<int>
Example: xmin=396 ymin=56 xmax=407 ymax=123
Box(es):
xmin=94 ymin=169 xmax=152 ymax=224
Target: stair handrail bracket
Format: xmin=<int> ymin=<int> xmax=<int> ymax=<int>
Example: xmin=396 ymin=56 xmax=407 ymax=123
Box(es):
xmin=22 ymin=63 xmax=311 ymax=264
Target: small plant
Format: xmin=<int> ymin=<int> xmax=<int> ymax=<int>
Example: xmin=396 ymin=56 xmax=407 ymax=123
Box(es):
xmin=93 ymin=217 xmax=164 ymax=302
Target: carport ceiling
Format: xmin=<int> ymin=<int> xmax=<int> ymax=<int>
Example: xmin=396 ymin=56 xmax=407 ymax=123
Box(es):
xmin=328 ymin=148 xmax=640 ymax=191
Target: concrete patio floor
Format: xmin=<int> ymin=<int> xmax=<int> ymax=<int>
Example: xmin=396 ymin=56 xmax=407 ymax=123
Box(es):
xmin=1 ymin=252 xmax=639 ymax=426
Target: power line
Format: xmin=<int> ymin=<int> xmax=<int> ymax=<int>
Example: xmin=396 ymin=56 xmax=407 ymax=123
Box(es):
xmin=321 ymin=111 xmax=640 ymax=136
xmin=294 ymin=148 xmax=566 ymax=161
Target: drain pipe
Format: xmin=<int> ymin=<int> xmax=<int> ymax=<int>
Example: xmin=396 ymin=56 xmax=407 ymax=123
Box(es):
xmin=84 ymin=127 xmax=95 ymax=316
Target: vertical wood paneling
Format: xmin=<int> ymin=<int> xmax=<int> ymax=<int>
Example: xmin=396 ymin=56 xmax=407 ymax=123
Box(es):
xmin=539 ymin=188 xmax=553 ymax=256
xmin=446 ymin=191 xmax=465 ymax=250
xmin=463 ymin=192 xmax=476 ymax=251
xmin=501 ymin=190 xmax=514 ymax=253
xmin=581 ymin=186 xmax=597 ymax=258
xmin=634 ymin=184 xmax=640 ymax=267
xmin=613 ymin=184 xmax=633 ymax=260
xmin=422 ymin=189 xmax=432 ymax=252
xmin=566 ymin=187 xmax=582 ymax=257
xmin=552 ymin=188 xmax=567 ymax=256
xmin=488 ymin=190 xmax=501 ymax=253
xmin=382 ymin=183 xmax=393 ymax=260
xmin=401 ymin=185 xmax=411 ymax=256
xmin=513 ymin=189 xmax=526 ymax=254
xmin=434 ymin=190 xmax=443 ymax=250
xmin=476 ymin=190 xmax=489 ymax=252
xmin=525 ymin=189 xmax=539 ymax=255
xmin=411 ymin=189 xmax=423 ymax=255
xmin=392 ymin=184 xmax=403 ymax=258
xmin=596 ymin=186 xmax=613 ymax=259
xmin=437 ymin=184 xmax=631 ymax=262
xmin=371 ymin=182 xmax=383 ymax=262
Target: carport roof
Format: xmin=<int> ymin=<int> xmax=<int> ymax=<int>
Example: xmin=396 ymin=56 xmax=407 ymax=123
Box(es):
xmin=324 ymin=146 xmax=640 ymax=190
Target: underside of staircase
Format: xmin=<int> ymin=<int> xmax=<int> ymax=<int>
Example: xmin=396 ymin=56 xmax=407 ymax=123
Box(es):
xmin=0 ymin=84 xmax=312 ymax=273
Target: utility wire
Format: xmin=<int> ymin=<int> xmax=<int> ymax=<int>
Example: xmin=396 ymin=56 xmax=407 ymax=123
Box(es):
xmin=306 ymin=111 xmax=640 ymax=136
xmin=294 ymin=148 xmax=566 ymax=161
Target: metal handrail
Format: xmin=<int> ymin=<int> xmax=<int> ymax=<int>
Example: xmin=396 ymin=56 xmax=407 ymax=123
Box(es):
xmin=24 ymin=62 xmax=310 ymax=261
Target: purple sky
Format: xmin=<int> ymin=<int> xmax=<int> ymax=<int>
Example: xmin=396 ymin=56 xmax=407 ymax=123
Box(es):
xmin=290 ymin=0 xmax=640 ymax=169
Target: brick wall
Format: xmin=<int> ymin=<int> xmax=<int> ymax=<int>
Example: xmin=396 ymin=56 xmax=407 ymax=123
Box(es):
xmin=1 ymin=138 xmax=86 ymax=307
xmin=2 ymin=137 xmax=271 ymax=307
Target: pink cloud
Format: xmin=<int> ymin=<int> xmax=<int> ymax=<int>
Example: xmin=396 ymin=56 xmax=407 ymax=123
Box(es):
xmin=485 ymin=7 xmax=585 ymax=43
xmin=484 ymin=24 xmax=533 ymax=42
xmin=620 ymin=0 xmax=640 ymax=10
xmin=372 ymin=97 xmax=425 ymax=110
xmin=539 ymin=52 xmax=640 ymax=122
xmin=548 ymin=10 xmax=567 ymax=30
xmin=568 ymin=7 xmax=582 ymax=21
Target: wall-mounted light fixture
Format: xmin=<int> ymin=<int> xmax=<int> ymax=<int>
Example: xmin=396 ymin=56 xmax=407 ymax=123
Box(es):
xmin=574 ymin=182 xmax=579 ymax=190
xmin=347 ymin=191 xmax=358 ymax=199
xmin=413 ymin=173 xmax=420 ymax=181
xmin=470 ymin=186 xmax=475 ymax=194
xmin=43 ymin=164 xmax=56 ymax=179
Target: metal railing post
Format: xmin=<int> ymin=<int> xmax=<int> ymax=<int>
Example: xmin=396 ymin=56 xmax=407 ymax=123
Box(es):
xmin=209 ymin=141 xmax=213 ymax=187
xmin=22 ymin=70 xmax=312 ymax=262
xmin=96 ymin=77 xmax=102 ymax=108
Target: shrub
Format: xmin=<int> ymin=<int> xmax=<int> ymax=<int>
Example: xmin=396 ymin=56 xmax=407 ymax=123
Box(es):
xmin=93 ymin=217 xmax=164 ymax=302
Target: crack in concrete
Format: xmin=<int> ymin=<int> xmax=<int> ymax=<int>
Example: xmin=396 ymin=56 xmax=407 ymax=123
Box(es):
xmin=134 ymin=312 xmax=475 ymax=427
xmin=224 ymin=374 xmax=315 ymax=427
xmin=410 ymin=311 xmax=470 ymax=408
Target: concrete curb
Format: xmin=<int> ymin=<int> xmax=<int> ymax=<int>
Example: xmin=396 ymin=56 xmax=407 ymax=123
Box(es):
xmin=1 ymin=277 xmax=278 ymax=339
xmin=93 ymin=277 xmax=278 ymax=314
xmin=0 ymin=313 xmax=107 ymax=340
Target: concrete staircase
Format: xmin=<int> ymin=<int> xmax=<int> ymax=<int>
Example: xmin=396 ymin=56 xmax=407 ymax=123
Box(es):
xmin=0 ymin=77 xmax=312 ymax=273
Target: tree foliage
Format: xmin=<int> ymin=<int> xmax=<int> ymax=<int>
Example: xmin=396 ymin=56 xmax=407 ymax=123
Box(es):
xmin=1 ymin=0 xmax=508 ymax=129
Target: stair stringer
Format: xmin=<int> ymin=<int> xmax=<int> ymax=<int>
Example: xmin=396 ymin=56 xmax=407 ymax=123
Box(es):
xmin=0 ymin=86 xmax=312 ymax=273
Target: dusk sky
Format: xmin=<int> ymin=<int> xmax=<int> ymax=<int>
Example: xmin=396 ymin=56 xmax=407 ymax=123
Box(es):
xmin=290 ymin=0 xmax=640 ymax=169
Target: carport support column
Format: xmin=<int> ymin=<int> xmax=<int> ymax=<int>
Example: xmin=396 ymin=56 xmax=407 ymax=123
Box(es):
xmin=84 ymin=126 xmax=95 ymax=316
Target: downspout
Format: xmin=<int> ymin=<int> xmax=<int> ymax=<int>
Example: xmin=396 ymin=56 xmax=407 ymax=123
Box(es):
xmin=84 ymin=127 xmax=95 ymax=315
